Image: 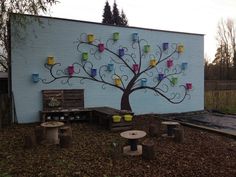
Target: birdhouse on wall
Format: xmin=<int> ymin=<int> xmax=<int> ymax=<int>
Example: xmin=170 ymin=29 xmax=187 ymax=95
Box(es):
xmin=132 ymin=33 xmax=138 ymax=42
xmin=114 ymin=78 xmax=121 ymax=86
xmin=91 ymin=68 xmax=97 ymax=77
xmin=144 ymin=45 xmax=151 ymax=53
xmin=98 ymin=43 xmax=105 ymax=52
xmin=167 ymin=59 xmax=173 ymax=68
xmin=186 ymin=83 xmax=192 ymax=90
xmin=118 ymin=48 xmax=125 ymax=57
xmin=82 ymin=52 xmax=88 ymax=60
xmin=170 ymin=77 xmax=178 ymax=86
xmin=107 ymin=63 xmax=114 ymax=72
xmin=47 ymin=56 xmax=55 ymax=65
xmin=141 ymin=78 xmax=147 ymax=87
xmin=150 ymin=59 xmax=157 ymax=67
xmin=181 ymin=62 xmax=188 ymax=70
xmin=163 ymin=43 xmax=169 ymax=51
xmin=68 ymin=65 xmax=74 ymax=76
xmin=87 ymin=34 xmax=95 ymax=43
xmin=177 ymin=44 xmax=184 ymax=53
xmin=158 ymin=73 xmax=164 ymax=81
xmin=32 ymin=73 xmax=39 ymax=83
xmin=133 ymin=64 xmax=139 ymax=73
xmin=113 ymin=32 xmax=120 ymax=41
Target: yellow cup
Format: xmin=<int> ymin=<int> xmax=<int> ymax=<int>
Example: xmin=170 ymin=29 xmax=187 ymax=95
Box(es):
xmin=124 ymin=114 xmax=133 ymax=122
xmin=112 ymin=115 xmax=121 ymax=123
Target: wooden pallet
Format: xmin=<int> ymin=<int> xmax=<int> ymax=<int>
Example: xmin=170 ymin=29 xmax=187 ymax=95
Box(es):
xmin=42 ymin=89 xmax=84 ymax=111
xmin=41 ymin=89 xmax=85 ymax=122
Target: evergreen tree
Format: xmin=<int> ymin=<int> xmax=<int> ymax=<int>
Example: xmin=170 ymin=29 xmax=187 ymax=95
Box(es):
xmin=101 ymin=1 xmax=128 ymax=26
xmin=102 ymin=1 xmax=113 ymax=24
xmin=112 ymin=1 xmax=122 ymax=26
xmin=120 ymin=10 xmax=128 ymax=26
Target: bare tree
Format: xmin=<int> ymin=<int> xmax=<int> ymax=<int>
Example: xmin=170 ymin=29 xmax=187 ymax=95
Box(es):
xmin=216 ymin=19 xmax=236 ymax=78
xmin=0 ymin=0 xmax=58 ymax=72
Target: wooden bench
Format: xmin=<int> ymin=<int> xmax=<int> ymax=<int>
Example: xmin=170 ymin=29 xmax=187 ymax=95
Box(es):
xmin=40 ymin=89 xmax=134 ymax=131
xmin=91 ymin=107 xmax=134 ymax=131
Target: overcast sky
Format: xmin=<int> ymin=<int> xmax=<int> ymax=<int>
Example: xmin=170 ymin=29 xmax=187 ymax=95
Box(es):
xmin=50 ymin=0 xmax=236 ymax=62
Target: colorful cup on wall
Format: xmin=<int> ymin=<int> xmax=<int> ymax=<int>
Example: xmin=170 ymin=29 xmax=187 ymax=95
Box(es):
xmin=107 ymin=63 xmax=114 ymax=72
xmin=98 ymin=43 xmax=105 ymax=52
xmin=132 ymin=33 xmax=138 ymax=42
xmin=158 ymin=73 xmax=164 ymax=81
xmin=47 ymin=56 xmax=55 ymax=65
xmin=32 ymin=73 xmax=39 ymax=83
xmin=181 ymin=62 xmax=188 ymax=70
xmin=87 ymin=34 xmax=95 ymax=43
xmin=114 ymin=78 xmax=121 ymax=86
xmin=177 ymin=44 xmax=184 ymax=53
xmin=133 ymin=64 xmax=139 ymax=73
xmin=82 ymin=52 xmax=88 ymax=60
xmin=144 ymin=45 xmax=151 ymax=53
xmin=163 ymin=42 xmax=169 ymax=51
xmin=91 ymin=68 xmax=97 ymax=77
xmin=119 ymin=48 xmax=125 ymax=57
xmin=186 ymin=83 xmax=192 ymax=90
xmin=68 ymin=65 xmax=74 ymax=76
xmin=167 ymin=59 xmax=173 ymax=68
xmin=113 ymin=32 xmax=120 ymax=41
xmin=141 ymin=78 xmax=147 ymax=87
xmin=150 ymin=59 xmax=157 ymax=67
xmin=171 ymin=77 xmax=178 ymax=86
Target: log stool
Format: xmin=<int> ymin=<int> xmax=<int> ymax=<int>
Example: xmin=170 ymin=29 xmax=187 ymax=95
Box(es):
xmin=60 ymin=134 xmax=72 ymax=148
xmin=142 ymin=139 xmax=155 ymax=160
xmin=59 ymin=126 xmax=72 ymax=148
xmin=149 ymin=123 xmax=161 ymax=137
xmin=174 ymin=127 xmax=184 ymax=143
xmin=161 ymin=121 xmax=180 ymax=137
xmin=24 ymin=135 xmax=35 ymax=149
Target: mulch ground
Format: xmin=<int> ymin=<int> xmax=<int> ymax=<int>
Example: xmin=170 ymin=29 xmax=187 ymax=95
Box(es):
xmin=0 ymin=116 xmax=236 ymax=177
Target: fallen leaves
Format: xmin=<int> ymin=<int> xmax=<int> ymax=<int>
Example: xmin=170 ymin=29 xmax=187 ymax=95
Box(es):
xmin=0 ymin=117 xmax=235 ymax=177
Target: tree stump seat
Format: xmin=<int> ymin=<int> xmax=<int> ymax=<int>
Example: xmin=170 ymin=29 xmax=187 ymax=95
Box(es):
xmin=142 ymin=139 xmax=155 ymax=160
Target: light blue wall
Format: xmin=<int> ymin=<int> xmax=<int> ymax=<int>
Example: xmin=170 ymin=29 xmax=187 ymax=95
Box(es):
xmin=11 ymin=14 xmax=204 ymax=123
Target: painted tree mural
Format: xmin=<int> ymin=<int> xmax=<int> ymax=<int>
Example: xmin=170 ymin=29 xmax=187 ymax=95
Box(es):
xmin=42 ymin=32 xmax=192 ymax=111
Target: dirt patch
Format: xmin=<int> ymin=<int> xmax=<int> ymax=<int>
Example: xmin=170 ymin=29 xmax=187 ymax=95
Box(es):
xmin=0 ymin=116 xmax=236 ymax=177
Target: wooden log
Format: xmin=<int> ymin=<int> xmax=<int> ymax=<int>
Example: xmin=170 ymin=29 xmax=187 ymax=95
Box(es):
xmin=174 ymin=127 xmax=184 ymax=143
xmin=24 ymin=135 xmax=35 ymax=149
xmin=149 ymin=123 xmax=160 ymax=137
xmin=142 ymin=139 xmax=155 ymax=160
xmin=59 ymin=134 xmax=72 ymax=148
xmin=35 ymin=126 xmax=45 ymax=144
xmin=59 ymin=126 xmax=72 ymax=137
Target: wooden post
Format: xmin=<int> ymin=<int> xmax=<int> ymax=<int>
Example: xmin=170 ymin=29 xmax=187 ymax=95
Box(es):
xmin=59 ymin=126 xmax=72 ymax=137
xmin=35 ymin=126 xmax=45 ymax=144
xmin=24 ymin=135 xmax=35 ymax=149
xmin=174 ymin=127 xmax=184 ymax=143
xmin=149 ymin=123 xmax=160 ymax=137
xmin=142 ymin=139 xmax=155 ymax=160
xmin=59 ymin=134 xmax=72 ymax=148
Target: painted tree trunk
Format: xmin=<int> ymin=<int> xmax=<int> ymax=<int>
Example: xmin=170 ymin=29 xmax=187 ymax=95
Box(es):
xmin=120 ymin=92 xmax=131 ymax=111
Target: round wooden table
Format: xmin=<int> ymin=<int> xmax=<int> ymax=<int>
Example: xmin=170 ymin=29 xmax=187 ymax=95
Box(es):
xmin=41 ymin=121 xmax=64 ymax=144
xmin=120 ymin=130 xmax=146 ymax=156
xmin=161 ymin=121 xmax=180 ymax=137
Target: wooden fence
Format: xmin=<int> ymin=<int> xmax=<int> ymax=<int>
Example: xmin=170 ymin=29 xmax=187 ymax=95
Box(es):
xmin=0 ymin=94 xmax=11 ymax=128
xmin=205 ymin=80 xmax=236 ymax=113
